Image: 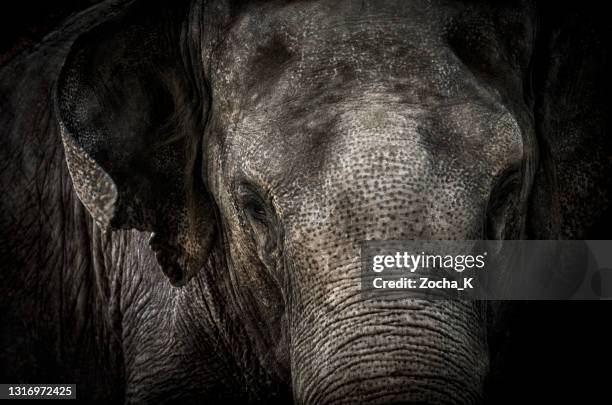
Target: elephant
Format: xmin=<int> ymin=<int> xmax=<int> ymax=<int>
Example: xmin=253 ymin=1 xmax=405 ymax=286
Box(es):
xmin=0 ymin=0 xmax=609 ymax=403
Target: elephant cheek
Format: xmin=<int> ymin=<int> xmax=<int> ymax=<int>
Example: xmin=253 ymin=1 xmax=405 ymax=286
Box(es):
xmin=289 ymin=263 xmax=488 ymax=405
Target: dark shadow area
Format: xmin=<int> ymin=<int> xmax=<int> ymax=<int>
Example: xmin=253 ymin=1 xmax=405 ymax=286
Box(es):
xmin=0 ymin=1 xmax=101 ymax=64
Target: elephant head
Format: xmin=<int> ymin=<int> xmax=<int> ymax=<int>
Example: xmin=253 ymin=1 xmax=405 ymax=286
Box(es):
xmin=55 ymin=0 xmax=609 ymax=403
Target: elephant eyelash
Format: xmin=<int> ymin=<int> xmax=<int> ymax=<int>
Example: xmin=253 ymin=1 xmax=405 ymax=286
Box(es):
xmin=243 ymin=197 xmax=268 ymax=223
xmin=238 ymin=184 xmax=269 ymax=224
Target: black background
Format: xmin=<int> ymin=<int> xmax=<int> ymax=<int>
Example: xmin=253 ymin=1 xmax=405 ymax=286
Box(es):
xmin=0 ymin=1 xmax=100 ymax=64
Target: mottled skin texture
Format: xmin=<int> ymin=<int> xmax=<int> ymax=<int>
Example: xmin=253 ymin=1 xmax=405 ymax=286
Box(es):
xmin=0 ymin=0 xmax=609 ymax=404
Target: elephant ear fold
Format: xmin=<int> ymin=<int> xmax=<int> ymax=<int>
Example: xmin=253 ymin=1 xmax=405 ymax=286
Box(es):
xmin=528 ymin=4 xmax=611 ymax=239
xmin=55 ymin=0 xmax=216 ymax=286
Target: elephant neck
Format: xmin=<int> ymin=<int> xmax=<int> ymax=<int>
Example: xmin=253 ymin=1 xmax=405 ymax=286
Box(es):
xmin=0 ymin=104 xmax=124 ymax=399
xmin=0 ymin=6 xmax=263 ymax=397
xmin=0 ymin=17 xmax=127 ymax=396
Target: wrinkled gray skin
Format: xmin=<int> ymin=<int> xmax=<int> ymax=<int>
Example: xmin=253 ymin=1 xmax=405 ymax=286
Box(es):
xmin=0 ymin=0 xmax=609 ymax=403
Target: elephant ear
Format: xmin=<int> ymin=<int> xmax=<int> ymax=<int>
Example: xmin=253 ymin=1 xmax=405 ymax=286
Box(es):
xmin=55 ymin=0 xmax=215 ymax=285
xmin=528 ymin=4 xmax=611 ymax=239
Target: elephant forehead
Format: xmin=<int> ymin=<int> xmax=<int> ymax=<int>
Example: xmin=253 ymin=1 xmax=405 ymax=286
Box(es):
xmin=210 ymin=0 xmax=527 ymax=170
xmin=212 ymin=1 xmax=465 ymax=104
xmin=210 ymin=0 xmax=533 ymax=106
xmin=221 ymin=95 xmax=523 ymax=193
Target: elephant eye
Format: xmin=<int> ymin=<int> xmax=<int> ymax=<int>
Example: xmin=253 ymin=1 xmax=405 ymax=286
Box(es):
xmin=244 ymin=197 xmax=268 ymax=223
xmin=485 ymin=169 xmax=521 ymax=240
xmin=238 ymin=184 xmax=269 ymax=225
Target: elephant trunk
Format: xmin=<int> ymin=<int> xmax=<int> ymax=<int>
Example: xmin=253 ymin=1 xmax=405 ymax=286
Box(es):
xmin=280 ymin=106 xmax=515 ymax=403
xmin=289 ymin=260 xmax=488 ymax=404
